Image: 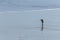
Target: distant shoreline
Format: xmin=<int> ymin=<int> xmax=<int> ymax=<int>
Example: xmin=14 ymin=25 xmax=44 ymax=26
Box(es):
xmin=0 ymin=7 xmax=60 ymax=12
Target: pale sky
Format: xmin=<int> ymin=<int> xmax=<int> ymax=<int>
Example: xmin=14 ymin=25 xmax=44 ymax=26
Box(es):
xmin=0 ymin=0 xmax=60 ymax=10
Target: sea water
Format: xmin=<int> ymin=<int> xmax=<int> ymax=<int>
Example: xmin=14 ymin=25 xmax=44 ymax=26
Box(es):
xmin=0 ymin=8 xmax=60 ymax=40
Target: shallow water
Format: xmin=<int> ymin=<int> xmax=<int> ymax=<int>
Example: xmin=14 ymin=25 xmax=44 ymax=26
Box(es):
xmin=0 ymin=9 xmax=60 ymax=40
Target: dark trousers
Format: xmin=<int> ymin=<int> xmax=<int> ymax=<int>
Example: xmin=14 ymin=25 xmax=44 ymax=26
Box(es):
xmin=41 ymin=23 xmax=43 ymax=31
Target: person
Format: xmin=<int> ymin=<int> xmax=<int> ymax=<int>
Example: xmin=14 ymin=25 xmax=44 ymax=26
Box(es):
xmin=40 ymin=19 xmax=44 ymax=31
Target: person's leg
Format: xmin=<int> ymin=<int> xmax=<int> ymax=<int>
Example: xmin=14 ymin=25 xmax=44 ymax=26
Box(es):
xmin=41 ymin=23 xmax=43 ymax=31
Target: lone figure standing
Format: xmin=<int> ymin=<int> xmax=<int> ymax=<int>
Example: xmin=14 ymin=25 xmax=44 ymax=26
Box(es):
xmin=40 ymin=19 xmax=44 ymax=31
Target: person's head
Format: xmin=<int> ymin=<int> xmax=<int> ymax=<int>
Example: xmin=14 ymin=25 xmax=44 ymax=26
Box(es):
xmin=41 ymin=19 xmax=43 ymax=21
xmin=41 ymin=19 xmax=44 ymax=23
